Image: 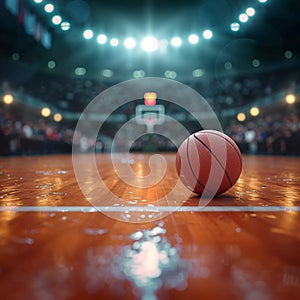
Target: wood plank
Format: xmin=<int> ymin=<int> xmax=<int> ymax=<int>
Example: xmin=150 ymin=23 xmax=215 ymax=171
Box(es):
xmin=0 ymin=154 xmax=300 ymax=299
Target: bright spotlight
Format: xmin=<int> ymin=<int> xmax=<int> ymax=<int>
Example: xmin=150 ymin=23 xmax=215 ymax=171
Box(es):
xmin=97 ymin=34 xmax=107 ymax=44
xmin=41 ymin=107 xmax=51 ymax=117
xmin=34 ymin=0 xmax=43 ymax=3
xmin=83 ymin=29 xmax=93 ymax=39
xmin=124 ymin=37 xmax=136 ymax=49
xmin=246 ymin=7 xmax=255 ymax=17
xmin=52 ymin=15 xmax=62 ymax=25
xmin=141 ymin=36 xmax=158 ymax=52
xmin=239 ymin=13 xmax=249 ymax=23
xmin=171 ymin=37 xmax=182 ymax=47
xmin=44 ymin=3 xmax=54 ymax=13
xmin=3 ymin=94 xmax=14 ymax=104
xmin=259 ymin=0 xmax=268 ymax=3
xmin=203 ymin=30 xmax=213 ymax=39
xmin=53 ymin=113 xmax=62 ymax=122
xmin=188 ymin=34 xmax=199 ymax=44
xmin=61 ymin=22 xmax=70 ymax=31
xmin=286 ymin=94 xmax=296 ymax=104
xmin=230 ymin=22 xmax=240 ymax=32
xmin=110 ymin=38 xmax=119 ymax=46
xmin=250 ymin=107 xmax=260 ymax=117
xmin=237 ymin=113 xmax=246 ymax=122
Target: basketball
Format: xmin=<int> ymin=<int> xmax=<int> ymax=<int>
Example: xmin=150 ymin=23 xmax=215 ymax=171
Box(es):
xmin=176 ymin=130 xmax=242 ymax=196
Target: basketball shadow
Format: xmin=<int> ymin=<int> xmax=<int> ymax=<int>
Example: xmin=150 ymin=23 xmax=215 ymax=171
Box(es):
xmin=184 ymin=193 xmax=237 ymax=206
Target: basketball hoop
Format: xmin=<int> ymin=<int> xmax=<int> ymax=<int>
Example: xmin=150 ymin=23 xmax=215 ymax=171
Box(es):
xmin=135 ymin=104 xmax=165 ymax=133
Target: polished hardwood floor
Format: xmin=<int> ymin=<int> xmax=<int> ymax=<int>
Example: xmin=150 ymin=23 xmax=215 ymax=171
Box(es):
xmin=0 ymin=154 xmax=299 ymax=299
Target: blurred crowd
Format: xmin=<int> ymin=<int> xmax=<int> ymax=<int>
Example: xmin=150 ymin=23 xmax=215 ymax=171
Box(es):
xmin=225 ymin=113 xmax=300 ymax=156
xmin=1 ymin=110 xmax=300 ymax=156
xmin=0 ymin=115 xmax=74 ymax=155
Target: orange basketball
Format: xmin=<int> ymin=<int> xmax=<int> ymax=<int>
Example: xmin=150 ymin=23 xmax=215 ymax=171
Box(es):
xmin=176 ymin=130 xmax=242 ymax=196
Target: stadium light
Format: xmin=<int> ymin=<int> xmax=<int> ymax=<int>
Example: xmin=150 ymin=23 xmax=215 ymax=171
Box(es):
xmin=203 ymin=30 xmax=213 ymax=40
xmin=41 ymin=107 xmax=51 ymax=117
xmin=97 ymin=34 xmax=107 ymax=44
xmin=286 ymin=94 xmax=296 ymax=104
xmin=61 ymin=22 xmax=71 ymax=31
xmin=230 ymin=22 xmax=240 ymax=32
xmin=237 ymin=113 xmax=246 ymax=122
xmin=53 ymin=113 xmax=62 ymax=122
xmin=141 ymin=36 xmax=158 ymax=52
xmin=44 ymin=3 xmax=54 ymax=13
xmin=124 ymin=37 xmax=136 ymax=49
xmin=246 ymin=8 xmax=256 ymax=17
xmin=110 ymin=38 xmax=119 ymax=46
xmin=239 ymin=13 xmax=249 ymax=23
xmin=250 ymin=107 xmax=260 ymax=117
xmin=3 ymin=94 xmax=14 ymax=104
xmin=83 ymin=29 xmax=93 ymax=39
xmin=188 ymin=34 xmax=199 ymax=44
xmin=52 ymin=15 xmax=62 ymax=25
xmin=171 ymin=37 xmax=182 ymax=47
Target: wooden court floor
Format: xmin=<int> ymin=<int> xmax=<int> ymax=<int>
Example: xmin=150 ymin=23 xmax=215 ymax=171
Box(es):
xmin=0 ymin=153 xmax=300 ymax=299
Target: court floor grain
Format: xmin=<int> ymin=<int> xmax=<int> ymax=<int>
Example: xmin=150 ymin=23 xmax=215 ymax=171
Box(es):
xmin=0 ymin=154 xmax=299 ymax=299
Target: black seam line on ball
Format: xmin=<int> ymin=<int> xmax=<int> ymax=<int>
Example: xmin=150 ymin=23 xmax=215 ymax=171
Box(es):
xmin=193 ymin=134 xmax=233 ymax=187
xmin=187 ymin=137 xmax=217 ymax=195
xmin=203 ymin=131 xmax=242 ymax=167
xmin=186 ymin=137 xmax=206 ymax=190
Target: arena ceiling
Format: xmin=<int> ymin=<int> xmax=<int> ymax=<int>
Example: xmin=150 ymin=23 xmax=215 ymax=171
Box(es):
xmin=1 ymin=0 xmax=300 ymax=84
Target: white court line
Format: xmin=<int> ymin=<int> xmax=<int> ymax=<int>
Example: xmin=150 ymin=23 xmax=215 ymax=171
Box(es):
xmin=0 ymin=206 xmax=299 ymax=212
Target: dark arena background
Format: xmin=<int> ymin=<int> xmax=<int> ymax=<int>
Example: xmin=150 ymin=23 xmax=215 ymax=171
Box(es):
xmin=0 ymin=1 xmax=300 ymax=299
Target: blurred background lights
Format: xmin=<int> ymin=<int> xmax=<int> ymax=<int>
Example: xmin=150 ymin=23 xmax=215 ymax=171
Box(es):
xmin=12 ymin=53 xmax=20 ymax=61
xmin=259 ymin=0 xmax=268 ymax=3
xmin=284 ymin=50 xmax=293 ymax=59
xmin=224 ymin=61 xmax=233 ymax=70
xmin=141 ymin=37 xmax=158 ymax=52
xmin=246 ymin=8 xmax=256 ymax=17
xmin=75 ymin=67 xmax=86 ymax=76
xmin=286 ymin=94 xmax=296 ymax=104
xmin=48 ymin=60 xmax=56 ymax=69
xmin=52 ymin=15 xmax=62 ymax=25
xmin=203 ymin=30 xmax=213 ymax=39
xmin=34 ymin=0 xmax=43 ymax=4
xmin=102 ymin=69 xmax=113 ymax=78
xmin=171 ymin=37 xmax=182 ymax=47
xmin=250 ymin=107 xmax=260 ymax=117
xmin=237 ymin=112 xmax=246 ymax=122
xmin=61 ymin=22 xmax=70 ymax=31
xmin=41 ymin=107 xmax=51 ymax=117
xmin=124 ymin=37 xmax=136 ymax=49
xmin=133 ymin=70 xmax=145 ymax=78
xmin=252 ymin=59 xmax=261 ymax=67
xmin=230 ymin=22 xmax=240 ymax=31
xmin=192 ymin=69 xmax=204 ymax=77
xmin=83 ymin=29 xmax=93 ymax=39
xmin=239 ymin=13 xmax=249 ymax=23
xmin=97 ymin=34 xmax=107 ymax=44
xmin=3 ymin=94 xmax=14 ymax=104
xmin=44 ymin=3 xmax=54 ymax=13
xmin=165 ymin=70 xmax=177 ymax=79
xmin=53 ymin=113 xmax=62 ymax=122
xmin=188 ymin=34 xmax=199 ymax=44
xmin=110 ymin=38 xmax=119 ymax=46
